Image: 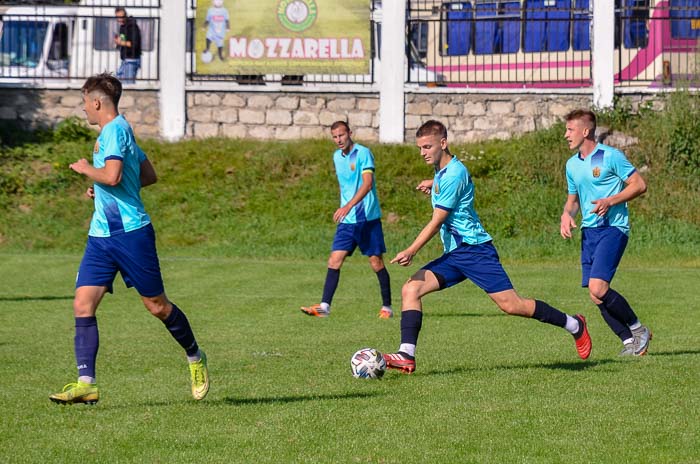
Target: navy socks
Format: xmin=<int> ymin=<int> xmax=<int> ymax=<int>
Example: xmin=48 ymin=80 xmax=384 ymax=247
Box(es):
xmin=321 ymin=268 xmax=341 ymax=305
xmin=376 ymin=267 xmax=392 ymax=307
xmin=163 ymin=304 xmax=199 ymax=357
xmin=532 ymin=300 xmax=568 ymax=328
xmin=400 ymin=310 xmax=423 ymax=346
xmin=75 ymin=316 xmax=99 ymax=379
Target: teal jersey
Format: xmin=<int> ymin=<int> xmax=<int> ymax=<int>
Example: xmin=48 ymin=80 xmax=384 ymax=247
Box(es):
xmin=432 ymin=157 xmax=492 ymax=252
xmin=88 ymin=115 xmax=150 ymax=237
xmin=333 ymin=143 xmax=381 ymax=224
xmin=566 ymin=143 xmax=636 ymax=235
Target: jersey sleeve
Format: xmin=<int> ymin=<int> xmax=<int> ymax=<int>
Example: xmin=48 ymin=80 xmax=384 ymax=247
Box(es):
xmin=566 ymin=164 xmax=577 ymax=195
xmin=101 ymin=124 xmax=126 ymax=162
xmin=609 ymin=148 xmax=636 ymax=181
xmin=434 ymin=174 xmax=462 ymax=211
xmin=358 ymin=148 xmax=375 ymax=173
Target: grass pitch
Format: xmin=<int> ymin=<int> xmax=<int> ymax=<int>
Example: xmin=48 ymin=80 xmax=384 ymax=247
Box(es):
xmin=1 ymin=253 xmax=698 ymax=463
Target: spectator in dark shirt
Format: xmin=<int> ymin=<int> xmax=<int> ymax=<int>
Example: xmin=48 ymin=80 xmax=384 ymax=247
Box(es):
xmin=114 ymin=7 xmax=142 ymax=84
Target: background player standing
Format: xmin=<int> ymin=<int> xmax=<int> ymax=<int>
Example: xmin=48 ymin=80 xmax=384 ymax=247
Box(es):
xmin=49 ymin=73 xmax=209 ymax=405
xmin=383 ymin=120 xmax=591 ymax=374
xmin=562 ymin=109 xmax=652 ymax=356
xmin=301 ymin=121 xmax=393 ymax=319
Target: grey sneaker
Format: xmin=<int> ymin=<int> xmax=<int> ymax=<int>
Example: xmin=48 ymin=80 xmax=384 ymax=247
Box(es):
xmin=631 ymin=325 xmax=652 ymax=356
xmin=619 ymin=343 xmax=636 ymax=356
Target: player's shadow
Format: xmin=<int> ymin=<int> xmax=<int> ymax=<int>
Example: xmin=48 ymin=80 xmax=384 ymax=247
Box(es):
xmin=426 ymin=311 xmax=503 ymax=318
xmin=0 ymin=295 xmax=73 ymax=302
xmin=644 ymin=349 xmax=700 ymax=357
xmin=421 ymin=358 xmax=615 ymax=377
xmin=220 ymin=391 xmax=380 ymax=406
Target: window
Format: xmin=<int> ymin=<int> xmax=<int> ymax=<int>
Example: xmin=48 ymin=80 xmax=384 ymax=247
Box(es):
xmin=670 ymin=0 xmax=700 ymax=39
xmin=0 ymin=20 xmax=49 ymax=67
xmin=93 ymin=17 xmax=154 ymax=52
xmin=441 ymin=1 xmax=473 ymax=56
xmin=410 ymin=21 xmax=429 ymax=60
xmin=47 ymin=21 xmax=70 ymax=71
xmin=474 ymin=1 xmax=520 ymax=55
xmin=523 ymin=0 xmax=571 ymax=52
xmin=572 ymin=0 xmax=590 ymax=50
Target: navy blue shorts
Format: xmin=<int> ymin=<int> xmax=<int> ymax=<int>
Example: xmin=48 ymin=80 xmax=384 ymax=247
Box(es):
xmin=580 ymin=226 xmax=628 ymax=287
xmin=331 ymin=218 xmax=386 ymax=257
xmin=76 ymin=223 xmax=165 ymax=297
xmin=422 ymin=241 xmax=513 ymax=294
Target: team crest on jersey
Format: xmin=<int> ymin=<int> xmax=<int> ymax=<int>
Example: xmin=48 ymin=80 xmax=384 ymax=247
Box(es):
xmin=93 ymin=141 xmax=100 ymax=153
xmin=434 ymin=182 xmax=440 ymax=194
xmin=592 ymin=167 xmax=601 ymax=178
xmin=350 ymin=163 xmax=356 ymax=171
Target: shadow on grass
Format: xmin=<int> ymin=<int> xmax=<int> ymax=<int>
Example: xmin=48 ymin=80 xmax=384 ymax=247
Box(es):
xmin=421 ymin=358 xmax=616 ymax=377
xmin=646 ymin=349 xmax=700 ymax=357
xmin=426 ymin=311 xmax=502 ymax=319
xmin=220 ymin=391 xmax=381 ymax=406
xmin=0 ymin=295 xmax=73 ymax=302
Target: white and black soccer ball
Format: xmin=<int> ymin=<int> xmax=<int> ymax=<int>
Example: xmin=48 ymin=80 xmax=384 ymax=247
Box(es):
xmin=350 ymin=348 xmax=386 ymax=379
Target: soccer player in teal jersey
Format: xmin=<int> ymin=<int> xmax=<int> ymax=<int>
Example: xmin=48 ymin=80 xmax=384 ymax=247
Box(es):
xmin=301 ymin=121 xmax=393 ymax=319
xmin=382 ymin=120 xmax=591 ymax=374
xmin=562 ymin=109 xmax=651 ymax=356
xmin=49 ymin=73 xmax=209 ymax=405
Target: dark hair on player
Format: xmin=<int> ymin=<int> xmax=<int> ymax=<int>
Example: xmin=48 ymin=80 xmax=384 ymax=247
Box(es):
xmin=565 ymin=109 xmax=597 ymax=132
xmin=416 ymin=120 xmax=448 ymax=139
xmin=81 ymin=73 xmax=122 ymax=108
xmin=330 ymin=120 xmax=351 ymax=132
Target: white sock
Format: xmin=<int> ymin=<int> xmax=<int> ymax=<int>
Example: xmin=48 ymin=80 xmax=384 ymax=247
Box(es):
xmin=565 ymin=315 xmax=580 ymax=335
xmin=320 ymin=302 xmax=330 ymax=312
xmin=78 ymin=376 xmax=95 ymax=385
xmin=398 ymin=343 xmax=416 ymax=357
xmin=629 ymin=321 xmax=641 ymax=330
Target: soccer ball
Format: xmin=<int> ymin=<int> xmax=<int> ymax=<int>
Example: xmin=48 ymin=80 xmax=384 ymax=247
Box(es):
xmin=200 ymin=50 xmax=213 ymax=63
xmin=350 ymin=348 xmax=386 ymax=379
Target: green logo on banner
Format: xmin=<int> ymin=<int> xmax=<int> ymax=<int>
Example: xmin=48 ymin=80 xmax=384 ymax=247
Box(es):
xmin=277 ymin=0 xmax=318 ymax=32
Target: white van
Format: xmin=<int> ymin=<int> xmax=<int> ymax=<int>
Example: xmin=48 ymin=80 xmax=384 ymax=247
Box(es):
xmin=0 ymin=4 xmax=159 ymax=85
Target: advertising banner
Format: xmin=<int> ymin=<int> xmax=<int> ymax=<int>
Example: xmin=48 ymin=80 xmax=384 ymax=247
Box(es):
xmin=195 ymin=0 xmax=370 ymax=75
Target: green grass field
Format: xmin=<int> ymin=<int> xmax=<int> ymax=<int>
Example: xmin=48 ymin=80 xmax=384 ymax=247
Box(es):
xmin=1 ymin=253 xmax=698 ymax=463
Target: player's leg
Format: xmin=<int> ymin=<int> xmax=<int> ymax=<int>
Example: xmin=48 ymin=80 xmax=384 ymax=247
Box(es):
xmin=120 ymin=224 xmax=209 ymax=400
xmin=487 ymin=288 xmax=592 ymax=360
xmin=141 ymin=293 xmax=209 ymax=400
xmin=585 ymin=228 xmax=650 ymax=355
xmin=461 ymin=242 xmax=591 ymax=359
xmin=301 ymin=223 xmax=354 ymax=317
xmin=50 ymin=238 xmax=115 ymax=405
xmin=383 ymin=269 xmax=441 ymax=374
xmin=360 ymin=219 xmax=392 ymax=318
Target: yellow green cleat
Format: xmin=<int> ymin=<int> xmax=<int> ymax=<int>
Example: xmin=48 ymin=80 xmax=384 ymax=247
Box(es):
xmin=49 ymin=381 xmax=99 ymax=405
xmin=189 ymin=351 xmax=210 ymax=400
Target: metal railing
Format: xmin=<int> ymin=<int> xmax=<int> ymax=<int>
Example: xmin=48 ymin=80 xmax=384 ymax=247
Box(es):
xmin=0 ymin=2 xmax=160 ymax=84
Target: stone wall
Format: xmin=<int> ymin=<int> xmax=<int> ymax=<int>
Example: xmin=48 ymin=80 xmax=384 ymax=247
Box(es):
xmin=2 ymin=87 xmax=660 ymax=143
xmin=404 ymin=93 xmax=593 ymax=142
xmin=185 ymin=91 xmax=594 ymax=143
xmin=185 ymin=92 xmax=380 ymax=141
xmin=0 ymin=89 xmax=160 ymax=138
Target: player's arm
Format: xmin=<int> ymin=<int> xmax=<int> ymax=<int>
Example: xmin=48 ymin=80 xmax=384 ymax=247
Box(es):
xmin=139 ymin=159 xmax=158 ymax=187
xmin=69 ymin=158 xmax=122 ymax=187
xmin=391 ymin=207 xmax=450 ymax=266
xmin=416 ymin=179 xmax=433 ymax=195
xmin=560 ymin=194 xmax=580 ymax=239
xmin=333 ymin=170 xmax=374 ymax=223
xmin=591 ymin=171 xmax=647 ymax=217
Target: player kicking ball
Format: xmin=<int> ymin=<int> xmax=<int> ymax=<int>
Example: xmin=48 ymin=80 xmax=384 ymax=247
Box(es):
xmin=49 ymin=73 xmax=209 ymax=405
xmin=382 ymin=120 xmax=591 ymax=374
